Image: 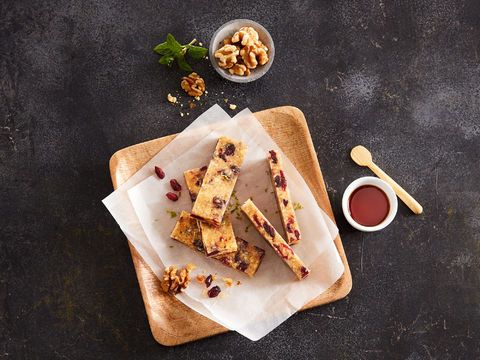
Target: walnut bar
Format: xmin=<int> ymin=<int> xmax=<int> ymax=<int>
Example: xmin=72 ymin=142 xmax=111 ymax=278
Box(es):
xmin=170 ymin=211 xmax=264 ymax=277
xmin=191 ymin=136 xmax=247 ymax=226
xmin=241 ymin=199 xmax=310 ymax=280
xmin=183 ymin=166 xmax=207 ymax=202
xmin=267 ymin=150 xmax=301 ymax=245
xmin=184 ymin=166 xmax=237 ymax=256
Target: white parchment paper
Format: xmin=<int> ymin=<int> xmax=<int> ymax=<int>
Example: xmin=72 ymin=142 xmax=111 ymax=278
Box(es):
xmin=126 ymin=107 xmax=345 ymax=340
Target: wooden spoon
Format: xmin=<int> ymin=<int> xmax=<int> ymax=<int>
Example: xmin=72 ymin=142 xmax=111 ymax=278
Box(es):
xmin=350 ymin=145 xmax=423 ymax=215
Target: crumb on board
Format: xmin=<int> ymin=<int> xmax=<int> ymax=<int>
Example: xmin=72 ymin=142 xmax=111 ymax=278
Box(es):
xmin=167 ymin=93 xmax=177 ymax=104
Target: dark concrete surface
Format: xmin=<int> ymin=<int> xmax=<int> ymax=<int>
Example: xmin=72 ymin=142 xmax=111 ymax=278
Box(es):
xmin=1 ymin=0 xmax=479 ymax=358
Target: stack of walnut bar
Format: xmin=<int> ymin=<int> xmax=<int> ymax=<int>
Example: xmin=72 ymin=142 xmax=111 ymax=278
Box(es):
xmin=170 ymin=136 xmax=310 ymax=280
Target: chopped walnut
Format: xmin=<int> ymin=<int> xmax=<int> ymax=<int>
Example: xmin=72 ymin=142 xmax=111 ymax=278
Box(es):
xmin=160 ymin=264 xmax=194 ymax=294
xmin=196 ymin=274 xmax=206 ymax=283
xmin=222 ymin=277 xmax=234 ymax=287
xmin=214 ymin=44 xmax=239 ymax=69
xmin=181 ymin=72 xmax=206 ymax=97
xmin=231 ymin=27 xmax=259 ymax=46
xmin=228 ymin=63 xmax=251 ymax=76
xmin=167 ymin=93 xmax=177 ymax=104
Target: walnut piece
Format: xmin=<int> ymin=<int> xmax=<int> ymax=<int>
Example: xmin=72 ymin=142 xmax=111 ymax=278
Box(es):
xmin=231 ymin=27 xmax=259 ymax=46
xmin=160 ymin=264 xmax=194 ymax=294
xmin=240 ymin=45 xmax=269 ymax=69
xmin=214 ymin=44 xmax=239 ymax=69
xmin=181 ymin=72 xmax=206 ymax=97
xmin=228 ymin=63 xmax=251 ymax=76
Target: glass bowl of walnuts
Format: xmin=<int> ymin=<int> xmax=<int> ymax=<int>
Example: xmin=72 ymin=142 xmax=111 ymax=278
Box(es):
xmin=209 ymin=19 xmax=275 ymax=83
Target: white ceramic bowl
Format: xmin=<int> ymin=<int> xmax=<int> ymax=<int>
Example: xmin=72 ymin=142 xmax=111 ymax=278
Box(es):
xmin=209 ymin=19 xmax=275 ymax=83
xmin=342 ymin=176 xmax=398 ymax=232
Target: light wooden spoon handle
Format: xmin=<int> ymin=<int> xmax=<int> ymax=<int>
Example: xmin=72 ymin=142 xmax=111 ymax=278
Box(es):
xmin=368 ymin=162 xmax=423 ymax=214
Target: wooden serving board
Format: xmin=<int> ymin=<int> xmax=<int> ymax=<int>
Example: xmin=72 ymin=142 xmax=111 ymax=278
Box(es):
xmin=109 ymin=106 xmax=352 ymax=346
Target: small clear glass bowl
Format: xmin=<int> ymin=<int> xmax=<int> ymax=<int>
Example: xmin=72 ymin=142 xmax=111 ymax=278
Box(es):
xmin=209 ymin=19 xmax=275 ymax=83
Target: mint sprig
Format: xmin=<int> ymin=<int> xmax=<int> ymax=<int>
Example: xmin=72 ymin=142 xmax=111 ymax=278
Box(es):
xmin=153 ymin=34 xmax=207 ymax=72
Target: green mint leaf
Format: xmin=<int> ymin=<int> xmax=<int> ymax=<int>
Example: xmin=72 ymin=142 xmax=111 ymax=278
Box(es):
xmin=159 ymin=54 xmax=174 ymax=66
xmin=153 ymin=41 xmax=170 ymax=54
xmin=187 ymin=45 xmax=207 ymax=60
xmin=175 ymin=54 xmax=192 ymax=72
xmin=166 ymin=33 xmax=182 ymax=53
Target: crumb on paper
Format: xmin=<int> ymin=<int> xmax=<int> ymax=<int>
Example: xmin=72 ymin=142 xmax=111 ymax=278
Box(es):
xmin=196 ymin=274 xmax=206 ymax=283
xmin=229 ymin=104 xmax=237 ymax=110
xmin=169 ymin=245 xmax=174 ymax=248
xmin=237 ymin=280 xmax=241 ymax=286
xmin=293 ymin=202 xmax=304 ymax=211
xmin=167 ymin=93 xmax=177 ymax=104
xmin=166 ymin=209 xmax=178 ymax=218
xmin=222 ymin=277 xmax=234 ymax=287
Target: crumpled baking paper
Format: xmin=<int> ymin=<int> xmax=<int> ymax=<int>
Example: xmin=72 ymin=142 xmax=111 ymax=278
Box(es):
xmin=108 ymin=105 xmax=344 ymax=340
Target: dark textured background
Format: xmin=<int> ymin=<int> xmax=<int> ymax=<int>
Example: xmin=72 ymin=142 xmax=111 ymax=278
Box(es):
xmin=1 ymin=0 xmax=479 ymax=359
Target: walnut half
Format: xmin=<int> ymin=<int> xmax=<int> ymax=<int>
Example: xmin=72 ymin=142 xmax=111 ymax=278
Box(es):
xmin=160 ymin=264 xmax=195 ymax=294
xmin=214 ymin=44 xmax=239 ymax=69
xmin=181 ymin=72 xmax=206 ymax=97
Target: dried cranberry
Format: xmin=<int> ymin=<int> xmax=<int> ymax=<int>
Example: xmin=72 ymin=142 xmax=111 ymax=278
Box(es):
xmin=269 ymin=150 xmax=278 ymax=164
xmin=190 ymin=192 xmax=197 ymax=201
xmin=207 ymin=285 xmax=221 ymax=298
xmin=170 ymin=179 xmax=182 ymax=191
xmin=237 ymin=261 xmax=248 ymax=272
xmin=263 ymin=222 xmax=275 ymax=238
xmin=274 ymin=175 xmax=281 ymax=188
xmin=283 ymin=199 xmax=289 ymax=206
xmin=300 ymin=266 xmax=310 ymax=279
xmin=219 ymin=257 xmax=232 ymax=266
xmin=193 ymin=238 xmax=204 ymax=252
xmin=212 ymin=196 xmax=224 ymax=209
xmin=274 ymin=243 xmax=294 ymax=259
xmin=155 ymin=166 xmax=165 ymax=179
xmin=205 ymin=274 xmax=213 ymax=287
xmin=253 ymin=214 xmax=262 ymax=227
xmin=218 ymin=149 xmax=227 ymax=162
xmin=294 ymin=229 xmax=301 ymax=240
xmin=200 ymin=165 xmax=208 ymax=171
xmin=279 ymin=171 xmax=287 ymax=191
xmin=230 ymin=165 xmax=240 ymax=175
xmin=166 ymin=192 xmax=178 ymax=201
xmin=224 ymin=143 xmax=235 ymax=156
xmin=286 ymin=223 xmax=293 ymax=233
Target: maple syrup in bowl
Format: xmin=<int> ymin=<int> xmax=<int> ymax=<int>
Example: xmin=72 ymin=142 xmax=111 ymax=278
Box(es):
xmin=342 ymin=177 xmax=398 ymax=232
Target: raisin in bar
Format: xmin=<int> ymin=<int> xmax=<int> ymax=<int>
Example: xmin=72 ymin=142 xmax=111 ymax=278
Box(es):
xmin=170 ymin=211 xmax=264 ymax=277
xmin=267 ymin=150 xmax=301 ymax=245
xmin=184 ymin=166 xmax=237 ymax=256
xmin=241 ymin=199 xmax=310 ymax=280
xmin=191 ymin=136 xmax=247 ymax=226
xmin=183 ymin=166 xmax=207 ymax=202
